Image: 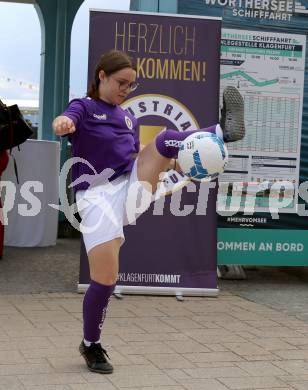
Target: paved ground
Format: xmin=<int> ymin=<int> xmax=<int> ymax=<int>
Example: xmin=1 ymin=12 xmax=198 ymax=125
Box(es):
xmin=1 ymin=239 xmax=308 ymax=389
xmin=1 ymin=239 xmax=80 ymax=294
xmin=2 ymin=239 xmax=308 ymax=323
xmin=221 ymin=267 xmax=308 ymax=323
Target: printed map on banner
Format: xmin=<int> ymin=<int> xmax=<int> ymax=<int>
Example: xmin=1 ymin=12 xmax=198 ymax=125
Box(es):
xmin=218 ymin=28 xmax=306 ymax=213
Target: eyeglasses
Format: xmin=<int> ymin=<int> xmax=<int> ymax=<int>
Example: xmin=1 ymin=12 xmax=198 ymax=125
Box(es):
xmin=110 ymin=75 xmax=139 ymax=92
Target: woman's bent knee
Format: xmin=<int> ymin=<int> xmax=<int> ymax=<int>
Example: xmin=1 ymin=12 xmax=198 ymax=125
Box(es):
xmin=90 ymin=264 xmax=118 ymax=286
xmin=92 ymin=274 xmax=118 ymax=286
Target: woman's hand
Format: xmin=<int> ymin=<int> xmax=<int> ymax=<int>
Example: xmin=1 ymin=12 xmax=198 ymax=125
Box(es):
xmin=52 ymin=115 xmax=76 ymax=136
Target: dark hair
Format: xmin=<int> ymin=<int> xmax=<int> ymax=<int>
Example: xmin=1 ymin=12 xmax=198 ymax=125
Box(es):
xmin=87 ymin=50 xmax=136 ymax=99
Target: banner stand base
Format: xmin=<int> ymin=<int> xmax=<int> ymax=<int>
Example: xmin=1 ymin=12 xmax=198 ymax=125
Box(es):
xmin=78 ymin=284 xmax=219 ymax=297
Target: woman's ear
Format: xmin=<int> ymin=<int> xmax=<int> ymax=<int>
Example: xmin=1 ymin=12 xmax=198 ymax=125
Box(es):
xmin=98 ymin=70 xmax=106 ymax=81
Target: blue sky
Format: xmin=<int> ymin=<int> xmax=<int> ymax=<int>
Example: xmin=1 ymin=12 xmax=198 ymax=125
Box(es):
xmin=0 ymin=0 xmax=130 ymax=100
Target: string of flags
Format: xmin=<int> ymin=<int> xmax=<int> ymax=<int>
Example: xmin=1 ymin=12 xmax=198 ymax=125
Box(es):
xmin=0 ymin=74 xmax=79 ymax=99
xmin=0 ymin=75 xmax=39 ymax=92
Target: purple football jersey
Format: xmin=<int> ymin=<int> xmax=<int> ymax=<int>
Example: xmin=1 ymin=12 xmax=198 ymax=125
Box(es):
xmin=62 ymin=97 xmax=139 ymax=192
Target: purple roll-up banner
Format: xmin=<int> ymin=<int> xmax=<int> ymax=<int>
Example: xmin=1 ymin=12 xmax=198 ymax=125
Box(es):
xmin=78 ymin=10 xmax=222 ymax=297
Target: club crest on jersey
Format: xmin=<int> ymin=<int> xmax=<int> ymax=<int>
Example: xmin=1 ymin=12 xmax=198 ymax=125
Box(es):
xmin=125 ymin=116 xmax=133 ymax=130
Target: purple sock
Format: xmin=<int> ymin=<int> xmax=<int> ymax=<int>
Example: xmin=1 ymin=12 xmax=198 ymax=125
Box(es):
xmin=83 ymin=280 xmax=115 ymax=343
xmin=155 ymin=124 xmax=220 ymax=159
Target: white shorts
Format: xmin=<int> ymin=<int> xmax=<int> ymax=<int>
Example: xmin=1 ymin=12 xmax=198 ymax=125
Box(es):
xmin=76 ymin=159 xmax=153 ymax=254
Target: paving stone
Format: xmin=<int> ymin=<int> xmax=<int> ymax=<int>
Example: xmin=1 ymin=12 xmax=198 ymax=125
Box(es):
xmin=69 ymin=384 xmax=117 ymax=390
xmin=105 ymin=364 xmax=161 ymax=376
xmin=243 ymin=354 xmax=281 ymax=361
xmin=165 ymin=340 xmax=211 ymax=353
xmin=223 ymin=341 xmax=273 ymax=356
xmin=145 ymin=353 xmax=195 ymax=369
xmin=139 ymin=387 xmax=186 ymax=390
xmin=163 ymin=368 xmax=191 ymax=380
xmin=23 ymin=311 xmax=77 ymax=323
xmin=117 ymin=341 xmax=175 ymax=355
xmin=235 ymin=361 xmax=289 ymax=376
xmin=273 ymin=349 xmax=308 ymax=360
xmin=17 ymin=373 xmax=87 ymax=387
xmin=204 ymin=343 xmax=229 ymax=352
xmin=286 ymin=382 xmax=308 ymax=390
xmin=248 ymin=327 xmax=303 ymax=339
xmin=183 ymin=366 xmax=250 ymax=379
xmin=161 ymin=317 xmax=204 ymax=330
xmin=220 ymin=321 xmax=261 ymax=332
xmin=47 ymin=356 xmax=89 ymax=373
xmin=109 ymin=373 xmax=177 ymax=388
xmin=185 ymin=351 xmax=244 ymax=363
xmin=118 ymin=332 xmax=189 ymax=342
xmin=20 ymin=347 xmax=79 ymax=359
xmin=183 ymin=329 xmax=248 ymax=344
xmin=80 ymin=372 xmax=111 ymax=383
xmin=0 ymin=362 xmax=54 ymax=375
xmin=0 ymin=337 xmax=54 ymax=351
xmin=177 ymin=378 xmax=229 ymax=390
xmin=0 ymin=376 xmax=23 ymax=389
xmin=273 ymin=360 xmax=308 ymax=375
xmin=5 ymin=325 xmax=60 ymax=338
xmin=133 ymin=318 xmax=179 ymax=333
xmin=282 ymin=337 xmax=308 ymax=347
xmin=252 ymin=338 xmax=296 ymax=351
xmin=278 ymin=375 xmax=308 ymax=382
xmin=0 ymin=349 xmax=26 ymax=364
xmin=218 ymin=375 xmax=287 ymax=389
xmin=24 ymin=386 xmax=71 ymax=390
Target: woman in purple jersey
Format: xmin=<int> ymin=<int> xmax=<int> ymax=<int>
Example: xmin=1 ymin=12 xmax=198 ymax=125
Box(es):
xmin=53 ymin=49 xmax=245 ymax=374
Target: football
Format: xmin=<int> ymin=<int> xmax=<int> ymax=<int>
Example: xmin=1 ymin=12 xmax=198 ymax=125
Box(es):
xmin=178 ymin=131 xmax=228 ymax=181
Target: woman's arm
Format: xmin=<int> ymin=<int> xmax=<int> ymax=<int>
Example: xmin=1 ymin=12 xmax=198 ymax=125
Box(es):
xmin=52 ymin=99 xmax=87 ymax=137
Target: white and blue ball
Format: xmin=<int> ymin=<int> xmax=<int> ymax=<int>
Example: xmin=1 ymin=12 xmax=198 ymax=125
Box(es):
xmin=178 ymin=131 xmax=228 ymax=182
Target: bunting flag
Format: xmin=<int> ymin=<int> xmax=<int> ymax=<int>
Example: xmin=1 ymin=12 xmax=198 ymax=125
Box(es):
xmin=0 ymin=75 xmax=79 ymax=99
xmin=0 ymin=75 xmax=39 ymax=92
